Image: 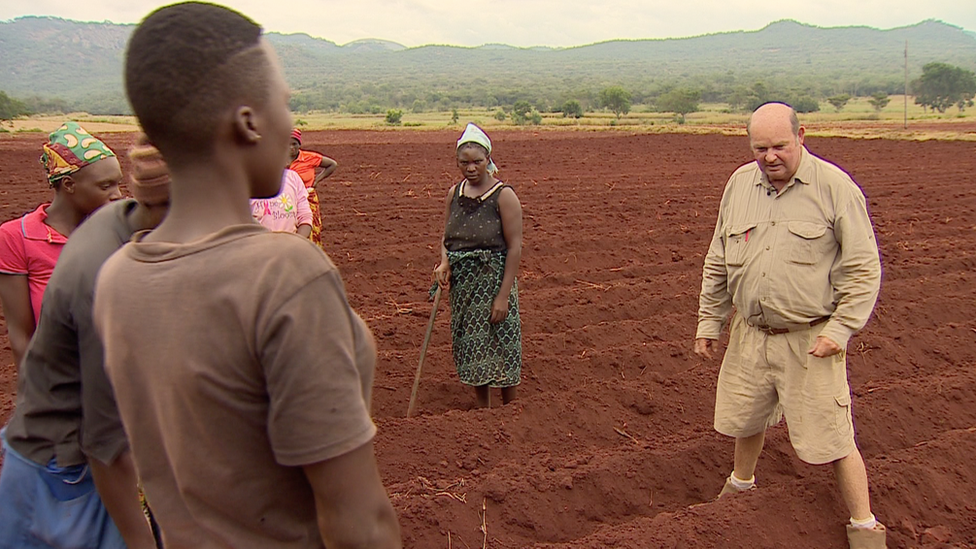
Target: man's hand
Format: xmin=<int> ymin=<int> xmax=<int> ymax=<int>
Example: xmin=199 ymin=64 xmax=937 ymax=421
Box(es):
xmin=694 ymin=338 xmax=719 ymax=360
xmin=89 ymin=451 xmax=158 ymax=549
xmin=808 ymin=335 xmax=842 ymax=358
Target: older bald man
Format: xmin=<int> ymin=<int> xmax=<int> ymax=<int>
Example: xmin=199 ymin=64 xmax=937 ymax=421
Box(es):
xmin=694 ymin=102 xmax=885 ymax=548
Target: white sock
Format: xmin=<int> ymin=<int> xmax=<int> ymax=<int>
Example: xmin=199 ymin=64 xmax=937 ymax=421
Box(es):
xmin=729 ymin=472 xmax=755 ymax=490
xmin=850 ymin=514 xmax=877 ymax=530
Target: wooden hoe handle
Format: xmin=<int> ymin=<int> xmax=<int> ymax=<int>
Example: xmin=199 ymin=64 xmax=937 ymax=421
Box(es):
xmin=407 ymin=286 xmax=442 ymax=417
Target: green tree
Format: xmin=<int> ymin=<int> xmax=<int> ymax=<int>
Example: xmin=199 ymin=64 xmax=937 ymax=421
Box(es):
xmin=529 ymin=110 xmax=542 ymax=125
xmin=827 ymin=93 xmax=851 ymax=112
xmin=913 ymin=62 xmax=976 ymax=113
xmin=598 ymin=86 xmax=631 ymax=119
xmin=385 ymin=109 xmax=403 ymax=125
xmin=656 ymin=87 xmax=701 ymax=122
xmin=727 ymin=82 xmax=769 ymax=112
xmin=867 ymin=92 xmax=890 ymax=112
xmin=511 ymin=100 xmax=532 ymax=124
xmin=289 ymin=94 xmax=311 ymax=113
xmin=494 ymin=108 xmax=507 ymax=121
xmin=450 ymin=108 xmax=459 ymax=124
xmin=790 ymin=96 xmax=820 ymax=114
xmin=19 ymin=96 xmax=69 ymax=115
xmin=0 ymin=91 xmax=29 ymax=122
xmin=561 ymin=99 xmax=583 ymax=119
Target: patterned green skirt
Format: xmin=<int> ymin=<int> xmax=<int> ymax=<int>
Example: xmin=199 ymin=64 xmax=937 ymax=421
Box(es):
xmin=443 ymin=249 xmax=521 ymax=388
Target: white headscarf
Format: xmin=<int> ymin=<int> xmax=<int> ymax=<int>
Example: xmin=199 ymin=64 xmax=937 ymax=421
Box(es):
xmin=456 ymin=123 xmax=498 ymax=174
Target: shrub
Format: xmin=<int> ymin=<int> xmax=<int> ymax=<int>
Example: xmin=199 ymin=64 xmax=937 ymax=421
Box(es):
xmin=562 ymin=100 xmax=583 ymax=119
xmin=791 ymin=96 xmax=820 ymax=114
xmin=385 ymin=109 xmax=403 ymax=125
xmin=511 ymin=100 xmax=532 ymax=124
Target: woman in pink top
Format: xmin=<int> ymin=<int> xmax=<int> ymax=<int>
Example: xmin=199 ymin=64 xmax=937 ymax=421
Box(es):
xmin=250 ymin=169 xmax=313 ymax=237
xmin=0 ymin=122 xmax=122 ymax=366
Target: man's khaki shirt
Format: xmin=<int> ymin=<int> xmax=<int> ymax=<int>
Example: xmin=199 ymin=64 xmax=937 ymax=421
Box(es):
xmin=697 ymin=147 xmax=881 ymax=348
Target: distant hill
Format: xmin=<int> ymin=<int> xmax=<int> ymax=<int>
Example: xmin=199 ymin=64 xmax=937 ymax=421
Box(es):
xmin=341 ymin=38 xmax=406 ymax=53
xmin=1 ymin=16 xmax=974 ymax=114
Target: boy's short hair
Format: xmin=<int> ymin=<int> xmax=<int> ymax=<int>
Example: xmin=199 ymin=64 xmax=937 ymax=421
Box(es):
xmin=125 ymin=2 xmax=270 ymax=158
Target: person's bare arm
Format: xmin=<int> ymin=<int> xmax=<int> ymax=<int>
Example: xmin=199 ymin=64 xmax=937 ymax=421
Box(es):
xmin=89 ymin=451 xmax=157 ymax=549
xmin=0 ymin=274 xmax=35 ymax=366
xmin=293 ymin=175 xmax=314 ymax=240
xmin=433 ymin=185 xmax=455 ymax=290
xmin=313 ymin=156 xmax=338 ymax=190
xmin=303 ymin=441 xmax=401 ymax=549
xmin=491 ymin=187 xmax=522 ymax=324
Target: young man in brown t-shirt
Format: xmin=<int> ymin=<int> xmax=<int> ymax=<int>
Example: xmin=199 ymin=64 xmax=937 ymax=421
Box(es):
xmin=92 ymin=4 xmax=401 ymax=548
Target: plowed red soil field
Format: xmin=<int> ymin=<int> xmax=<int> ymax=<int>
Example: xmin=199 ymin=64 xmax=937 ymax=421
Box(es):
xmin=1 ymin=130 xmax=974 ymax=548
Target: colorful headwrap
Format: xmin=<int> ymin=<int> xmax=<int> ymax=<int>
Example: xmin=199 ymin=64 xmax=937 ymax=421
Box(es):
xmin=128 ymin=134 xmax=170 ymax=206
xmin=291 ymin=129 xmax=302 ymax=144
xmin=39 ymin=122 xmax=116 ymax=186
xmin=456 ymin=123 xmax=498 ymax=174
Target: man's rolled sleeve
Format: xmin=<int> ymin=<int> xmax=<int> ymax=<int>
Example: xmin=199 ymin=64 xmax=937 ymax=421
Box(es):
xmin=697 ymin=194 xmax=732 ymax=340
xmin=823 ymin=191 xmax=881 ymax=348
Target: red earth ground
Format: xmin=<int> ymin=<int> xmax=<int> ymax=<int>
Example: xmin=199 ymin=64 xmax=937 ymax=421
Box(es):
xmin=1 ymin=129 xmax=974 ymax=549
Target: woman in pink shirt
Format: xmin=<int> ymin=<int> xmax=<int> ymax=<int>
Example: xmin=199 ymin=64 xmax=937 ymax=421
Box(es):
xmin=0 ymin=122 xmax=122 ymax=366
xmin=250 ymin=169 xmax=313 ymax=237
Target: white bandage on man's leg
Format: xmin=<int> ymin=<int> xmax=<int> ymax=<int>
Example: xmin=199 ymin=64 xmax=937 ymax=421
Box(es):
xmin=849 ymin=514 xmax=877 ymax=530
xmin=729 ymin=472 xmax=756 ymax=491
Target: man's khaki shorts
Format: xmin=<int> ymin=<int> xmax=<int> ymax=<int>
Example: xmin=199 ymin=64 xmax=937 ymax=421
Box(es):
xmin=714 ymin=314 xmax=856 ymax=465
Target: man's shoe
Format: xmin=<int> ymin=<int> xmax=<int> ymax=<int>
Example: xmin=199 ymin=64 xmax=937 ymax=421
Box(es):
xmin=716 ymin=476 xmax=755 ymax=499
xmin=846 ymin=522 xmax=887 ymax=549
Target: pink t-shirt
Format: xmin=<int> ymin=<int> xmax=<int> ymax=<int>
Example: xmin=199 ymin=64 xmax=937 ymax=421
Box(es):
xmin=250 ymin=170 xmax=313 ymax=234
xmin=0 ymin=204 xmax=68 ymax=324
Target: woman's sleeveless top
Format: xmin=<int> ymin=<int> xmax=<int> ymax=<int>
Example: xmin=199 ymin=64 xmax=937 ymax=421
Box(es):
xmin=443 ymin=181 xmax=509 ymax=253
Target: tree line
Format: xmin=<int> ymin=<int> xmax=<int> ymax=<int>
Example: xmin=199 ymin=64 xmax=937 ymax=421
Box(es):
xmin=2 ymin=63 xmax=974 ymax=123
xmin=287 ymin=61 xmax=976 ymax=121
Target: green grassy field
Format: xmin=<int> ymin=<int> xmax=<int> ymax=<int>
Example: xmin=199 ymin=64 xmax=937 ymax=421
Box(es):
xmin=3 ymin=97 xmax=973 ymax=139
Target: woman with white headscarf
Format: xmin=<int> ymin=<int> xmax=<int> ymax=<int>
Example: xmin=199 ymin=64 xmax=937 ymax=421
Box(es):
xmin=434 ymin=123 xmax=523 ymax=408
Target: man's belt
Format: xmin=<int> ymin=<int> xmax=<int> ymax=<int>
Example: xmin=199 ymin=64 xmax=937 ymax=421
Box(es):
xmin=754 ymin=316 xmax=831 ymax=335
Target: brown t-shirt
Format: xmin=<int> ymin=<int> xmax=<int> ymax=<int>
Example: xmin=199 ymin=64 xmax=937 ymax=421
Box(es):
xmin=93 ymin=224 xmax=376 ymax=548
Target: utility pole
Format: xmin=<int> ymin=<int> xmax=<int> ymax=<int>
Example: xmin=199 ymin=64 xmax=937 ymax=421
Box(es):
xmin=904 ymin=40 xmax=909 ymax=129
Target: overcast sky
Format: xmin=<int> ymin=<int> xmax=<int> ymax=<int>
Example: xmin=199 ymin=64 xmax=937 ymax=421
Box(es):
xmin=2 ymin=0 xmax=973 ymax=48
